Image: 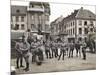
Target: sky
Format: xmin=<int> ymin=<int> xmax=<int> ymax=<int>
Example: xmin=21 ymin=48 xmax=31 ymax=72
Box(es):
xmin=11 ymin=0 xmax=96 ymax=23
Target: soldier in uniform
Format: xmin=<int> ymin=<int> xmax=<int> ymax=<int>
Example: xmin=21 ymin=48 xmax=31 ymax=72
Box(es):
xmin=15 ymin=38 xmax=24 ymax=69
xmin=82 ymin=41 xmax=87 ymax=60
xmin=45 ymin=40 xmax=51 ymax=59
xmin=51 ymin=41 xmax=56 ymax=58
xmin=75 ymin=41 xmax=81 ymax=57
xmin=58 ymin=42 xmax=65 ymax=60
xmin=55 ymin=42 xmax=58 ymax=58
xmin=69 ymin=41 xmax=74 ymax=58
xmin=31 ymin=39 xmax=38 ymax=63
xmin=19 ymin=36 xmax=30 ymax=71
xmin=36 ymin=40 xmax=44 ymax=65
xmin=64 ymin=43 xmax=69 ymax=56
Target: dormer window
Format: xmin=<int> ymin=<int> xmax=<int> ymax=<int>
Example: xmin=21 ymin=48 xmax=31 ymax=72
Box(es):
xmin=16 ymin=9 xmax=20 ymax=13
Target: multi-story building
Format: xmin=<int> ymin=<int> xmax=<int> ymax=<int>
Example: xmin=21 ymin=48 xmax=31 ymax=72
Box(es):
xmin=27 ymin=2 xmax=50 ymax=33
xmin=50 ymin=16 xmax=63 ymax=40
xmin=61 ymin=7 xmax=96 ymax=42
xmin=27 ymin=1 xmax=50 ymax=40
xmin=11 ymin=1 xmax=50 ymax=40
xmin=11 ymin=6 xmax=27 ymax=39
xmin=11 ymin=6 xmax=27 ymax=32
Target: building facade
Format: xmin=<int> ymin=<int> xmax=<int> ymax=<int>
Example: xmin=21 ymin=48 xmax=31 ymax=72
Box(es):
xmin=11 ymin=1 xmax=50 ymax=40
xmin=11 ymin=6 xmax=27 ymax=32
xmin=50 ymin=7 xmax=96 ymax=42
xmin=50 ymin=16 xmax=63 ymax=40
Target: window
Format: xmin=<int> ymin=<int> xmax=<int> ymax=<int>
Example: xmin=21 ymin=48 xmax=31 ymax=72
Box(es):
xmin=79 ymin=20 xmax=82 ymax=25
xmin=38 ymin=24 xmax=42 ymax=33
xmin=32 ymin=15 xmax=34 ymax=20
xmin=21 ymin=24 xmax=25 ymax=30
xmin=71 ymin=22 xmax=72 ymax=26
xmin=70 ymin=29 xmax=72 ymax=35
xmin=16 ymin=9 xmax=20 ymax=13
xmin=39 ymin=15 xmax=42 ymax=24
xmin=73 ymin=21 xmax=74 ymax=26
xmin=69 ymin=30 xmax=70 ymax=35
xmin=15 ymin=24 xmax=19 ymax=30
xmin=64 ymin=25 xmax=66 ymax=32
xmin=78 ymin=37 xmax=82 ymax=41
xmin=21 ymin=16 xmax=24 ymax=22
xmin=73 ymin=28 xmax=75 ymax=34
xmin=11 ymin=16 xmax=13 ymax=22
xmin=79 ymin=28 xmax=82 ymax=34
xmin=11 ymin=24 xmax=13 ymax=29
xmin=84 ymin=21 xmax=87 ymax=25
xmin=30 ymin=4 xmax=34 ymax=8
xmin=84 ymin=37 xmax=87 ymax=42
xmin=16 ymin=16 xmax=19 ymax=22
xmin=45 ymin=15 xmax=49 ymax=21
xmin=90 ymin=21 xmax=93 ymax=26
xmin=84 ymin=28 xmax=88 ymax=34
xmin=90 ymin=28 xmax=93 ymax=32
xmin=31 ymin=24 xmax=34 ymax=30
xmin=67 ymin=30 xmax=69 ymax=35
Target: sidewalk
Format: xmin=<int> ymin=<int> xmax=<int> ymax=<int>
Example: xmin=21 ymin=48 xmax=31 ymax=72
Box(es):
xmin=11 ymin=52 xmax=96 ymax=74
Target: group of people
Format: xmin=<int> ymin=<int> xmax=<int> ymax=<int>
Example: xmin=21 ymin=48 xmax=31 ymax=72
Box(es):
xmin=44 ymin=40 xmax=87 ymax=60
xmin=14 ymin=35 xmax=87 ymax=72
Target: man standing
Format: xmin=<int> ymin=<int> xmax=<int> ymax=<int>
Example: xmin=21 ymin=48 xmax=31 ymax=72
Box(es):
xmin=55 ymin=42 xmax=58 ymax=58
xmin=15 ymin=38 xmax=24 ymax=69
xmin=20 ymin=36 xmax=30 ymax=71
xmin=51 ymin=41 xmax=57 ymax=58
xmin=82 ymin=41 xmax=87 ymax=60
xmin=75 ymin=41 xmax=81 ymax=57
xmin=45 ymin=40 xmax=51 ymax=59
xmin=69 ymin=41 xmax=74 ymax=58
xmin=31 ymin=39 xmax=37 ymax=63
xmin=58 ymin=42 xmax=65 ymax=60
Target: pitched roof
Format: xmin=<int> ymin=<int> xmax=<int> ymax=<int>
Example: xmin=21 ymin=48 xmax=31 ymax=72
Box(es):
xmin=11 ymin=5 xmax=27 ymax=16
xmin=75 ymin=7 xmax=96 ymax=20
xmin=63 ymin=10 xmax=78 ymax=21
xmin=63 ymin=7 xmax=96 ymax=21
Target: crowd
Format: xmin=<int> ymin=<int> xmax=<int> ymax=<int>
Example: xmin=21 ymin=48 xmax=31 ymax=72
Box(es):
xmin=14 ymin=35 xmax=91 ymax=72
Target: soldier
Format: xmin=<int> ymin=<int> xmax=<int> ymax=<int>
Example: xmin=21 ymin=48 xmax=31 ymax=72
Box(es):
xmin=65 ymin=43 xmax=69 ymax=56
xmin=45 ymin=40 xmax=51 ymax=59
xmin=20 ymin=36 xmax=30 ymax=71
xmin=51 ymin=41 xmax=56 ymax=58
xmin=75 ymin=41 xmax=81 ymax=57
xmin=31 ymin=39 xmax=38 ymax=63
xmin=58 ymin=42 xmax=65 ymax=60
xmin=82 ymin=41 xmax=87 ymax=60
xmin=35 ymin=40 xmax=44 ymax=65
xmin=69 ymin=41 xmax=74 ymax=58
xmin=55 ymin=42 xmax=58 ymax=58
xmin=15 ymin=38 xmax=24 ymax=69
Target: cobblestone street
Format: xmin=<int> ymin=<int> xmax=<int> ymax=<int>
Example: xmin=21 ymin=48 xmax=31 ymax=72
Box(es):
xmin=11 ymin=50 xmax=96 ymax=74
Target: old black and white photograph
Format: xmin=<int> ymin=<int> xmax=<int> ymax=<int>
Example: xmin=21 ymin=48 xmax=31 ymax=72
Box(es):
xmin=11 ymin=0 xmax=96 ymax=75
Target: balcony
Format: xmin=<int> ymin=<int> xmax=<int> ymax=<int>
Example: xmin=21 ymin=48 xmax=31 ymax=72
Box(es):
xmin=27 ymin=7 xmax=44 ymax=12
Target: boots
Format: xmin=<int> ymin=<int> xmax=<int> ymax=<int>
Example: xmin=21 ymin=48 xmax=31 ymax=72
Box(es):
xmin=20 ymin=58 xmax=24 ymax=67
xmin=23 ymin=63 xmax=29 ymax=71
xmin=16 ymin=59 xmax=19 ymax=69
